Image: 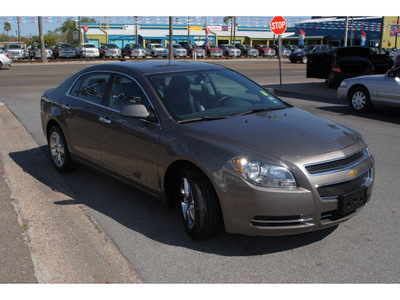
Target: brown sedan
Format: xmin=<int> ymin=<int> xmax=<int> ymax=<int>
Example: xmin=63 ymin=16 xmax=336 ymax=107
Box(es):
xmin=40 ymin=60 xmax=374 ymax=240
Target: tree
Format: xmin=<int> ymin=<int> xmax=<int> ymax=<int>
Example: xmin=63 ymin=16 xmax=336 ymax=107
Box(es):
xmin=4 ymin=22 xmax=11 ymax=35
xmin=57 ymin=17 xmax=96 ymax=33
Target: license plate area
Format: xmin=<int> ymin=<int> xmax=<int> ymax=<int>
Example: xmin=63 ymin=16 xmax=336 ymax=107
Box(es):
xmin=338 ymin=188 xmax=366 ymax=216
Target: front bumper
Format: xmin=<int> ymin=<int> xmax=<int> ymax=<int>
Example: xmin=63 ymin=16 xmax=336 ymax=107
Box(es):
xmin=209 ymin=51 xmax=223 ymax=57
xmin=337 ymin=86 xmax=349 ymax=101
xmin=82 ymin=52 xmax=100 ymax=58
xmin=216 ymin=144 xmax=374 ymax=236
xmin=59 ymin=52 xmax=76 ymax=58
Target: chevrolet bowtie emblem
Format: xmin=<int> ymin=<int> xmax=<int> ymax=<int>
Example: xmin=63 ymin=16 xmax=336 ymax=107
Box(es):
xmin=347 ymin=170 xmax=358 ymax=178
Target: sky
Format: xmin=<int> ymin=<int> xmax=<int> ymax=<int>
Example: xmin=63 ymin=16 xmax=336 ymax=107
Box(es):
xmin=1 ymin=1 xmax=392 ymax=37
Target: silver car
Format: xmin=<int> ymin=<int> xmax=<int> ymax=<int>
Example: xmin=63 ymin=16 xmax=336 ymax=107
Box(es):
xmin=2 ymin=44 xmax=24 ymax=60
xmin=40 ymin=60 xmax=374 ymax=240
xmin=172 ymin=44 xmax=187 ymax=58
xmin=0 ymin=52 xmax=12 ymax=68
xmin=337 ymin=66 xmax=400 ymax=112
xmin=220 ymin=44 xmax=241 ymax=57
xmin=145 ymin=43 xmax=168 ymax=58
xmin=29 ymin=43 xmax=52 ymax=59
xmin=76 ymin=43 xmax=100 ymax=58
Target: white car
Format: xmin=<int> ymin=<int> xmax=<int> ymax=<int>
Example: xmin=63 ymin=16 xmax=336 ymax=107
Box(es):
xmin=145 ymin=43 xmax=168 ymax=58
xmin=337 ymin=66 xmax=400 ymax=112
xmin=0 ymin=52 xmax=12 ymax=68
xmin=2 ymin=44 xmax=24 ymax=60
xmin=76 ymin=43 xmax=100 ymax=58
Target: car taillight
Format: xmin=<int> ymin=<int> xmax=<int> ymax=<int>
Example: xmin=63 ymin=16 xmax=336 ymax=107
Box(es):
xmin=332 ymin=66 xmax=341 ymax=73
xmin=5 ymin=54 xmax=10 ymax=58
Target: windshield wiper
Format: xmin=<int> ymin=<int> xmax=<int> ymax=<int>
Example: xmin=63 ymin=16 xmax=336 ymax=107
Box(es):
xmin=231 ymin=106 xmax=273 ymax=117
xmin=177 ymin=115 xmax=231 ymax=124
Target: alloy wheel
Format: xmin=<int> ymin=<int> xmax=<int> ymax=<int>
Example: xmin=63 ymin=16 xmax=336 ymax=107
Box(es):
xmin=180 ymin=177 xmax=195 ymax=229
xmin=351 ymin=91 xmax=366 ymax=110
xmin=50 ymin=132 xmax=65 ymax=167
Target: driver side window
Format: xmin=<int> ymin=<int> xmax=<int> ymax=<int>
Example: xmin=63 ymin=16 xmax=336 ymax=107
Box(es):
xmin=107 ymin=74 xmax=150 ymax=111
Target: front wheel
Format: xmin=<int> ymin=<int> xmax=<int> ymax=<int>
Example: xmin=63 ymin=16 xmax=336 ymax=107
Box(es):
xmin=349 ymin=87 xmax=372 ymax=113
xmin=48 ymin=126 xmax=73 ymax=172
xmin=179 ymin=167 xmax=222 ymax=240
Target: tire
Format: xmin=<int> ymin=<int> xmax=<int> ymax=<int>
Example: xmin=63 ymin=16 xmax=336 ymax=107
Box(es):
xmin=179 ymin=166 xmax=222 ymax=240
xmin=349 ymin=87 xmax=372 ymax=113
xmin=47 ymin=125 xmax=73 ymax=172
xmin=301 ymin=56 xmax=308 ymax=64
xmin=0 ymin=61 xmax=3 ymax=69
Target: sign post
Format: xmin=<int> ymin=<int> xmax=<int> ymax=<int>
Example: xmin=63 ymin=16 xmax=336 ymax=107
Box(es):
xmin=270 ymin=16 xmax=287 ymax=86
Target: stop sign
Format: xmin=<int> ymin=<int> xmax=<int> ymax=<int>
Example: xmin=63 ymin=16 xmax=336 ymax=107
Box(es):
xmin=270 ymin=16 xmax=287 ymax=35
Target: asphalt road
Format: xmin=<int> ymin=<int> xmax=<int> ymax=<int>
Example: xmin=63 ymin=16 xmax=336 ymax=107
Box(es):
xmin=1 ymin=59 xmax=400 ymax=284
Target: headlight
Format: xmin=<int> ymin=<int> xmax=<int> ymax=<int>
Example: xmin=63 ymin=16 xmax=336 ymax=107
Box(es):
xmin=230 ymin=157 xmax=297 ymax=188
xmin=339 ymin=81 xmax=348 ymax=88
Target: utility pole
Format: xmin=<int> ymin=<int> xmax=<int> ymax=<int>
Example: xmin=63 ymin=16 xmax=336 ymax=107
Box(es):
xmin=78 ymin=16 xmax=82 ymax=45
xmin=344 ymin=16 xmax=349 ymax=46
xmin=395 ymin=16 xmax=399 ymax=49
xmin=17 ymin=17 xmax=21 ymax=45
xmin=233 ymin=16 xmax=236 ymax=45
xmin=379 ymin=16 xmax=384 ymax=52
xmin=187 ymin=16 xmax=190 ymax=45
xmin=38 ymin=17 xmax=48 ymax=63
xmin=169 ymin=16 xmax=174 ymax=63
xmin=135 ymin=16 xmax=138 ymax=45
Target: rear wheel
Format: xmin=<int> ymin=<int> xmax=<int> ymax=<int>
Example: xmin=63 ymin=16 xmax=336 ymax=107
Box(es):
xmin=349 ymin=87 xmax=372 ymax=113
xmin=179 ymin=166 xmax=222 ymax=240
xmin=48 ymin=126 xmax=73 ymax=172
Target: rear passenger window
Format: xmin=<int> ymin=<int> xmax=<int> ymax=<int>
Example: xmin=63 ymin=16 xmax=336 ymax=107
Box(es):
xmin=107 ymin=74 xmax=151 ymax=111
xmin=72 ymin=73 xmax=112 ymax=105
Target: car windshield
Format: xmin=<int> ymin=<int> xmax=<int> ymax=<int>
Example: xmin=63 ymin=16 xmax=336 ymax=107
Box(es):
xmin=224 ymin=45 xmax=235 ymax=49
xmin=131 ymin=44 xmax=143 ymax=49
xmin=60 ymin=44 xmax=72 ymax=48
xmin=147 ymin=69 xmax=287 ymax=122
xmin=173 ymin=45 xmax=183 ymax=48
xmin=105 ymin=44 xmax=118 ymax=48
xmin=153 ymin=45 xmax=163 ymax=48
xmin=83 ymin=44 xmax=96 ymax=48
xmin=6 ymin=45 xmax=22 ymax=49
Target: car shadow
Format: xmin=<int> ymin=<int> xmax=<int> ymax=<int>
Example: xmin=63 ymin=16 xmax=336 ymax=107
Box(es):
xmin=262 ymin=83 xmax=400 ymax=126
xmin=9 ymin=146 xmax=337 ymax=257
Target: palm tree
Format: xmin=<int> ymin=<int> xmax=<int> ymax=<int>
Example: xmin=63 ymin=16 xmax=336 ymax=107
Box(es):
xmin=4 ymin=22 xmax=11 ymax=35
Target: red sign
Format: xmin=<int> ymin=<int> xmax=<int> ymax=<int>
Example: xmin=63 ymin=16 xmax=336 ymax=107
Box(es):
xmin=270 ymin=16 xmax=287 ymax=35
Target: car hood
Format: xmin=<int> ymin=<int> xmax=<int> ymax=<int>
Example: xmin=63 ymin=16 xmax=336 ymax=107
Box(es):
xmin=184 ymin=107 xmax=359 ymax=158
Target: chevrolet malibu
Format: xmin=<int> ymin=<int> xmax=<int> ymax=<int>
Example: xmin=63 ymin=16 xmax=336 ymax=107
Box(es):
xmin=40 ymin=60 xmax=374 ymax=240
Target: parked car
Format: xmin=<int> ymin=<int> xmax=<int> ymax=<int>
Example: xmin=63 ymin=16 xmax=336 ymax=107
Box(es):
xmin=255 ymin=45 xmax=276 ymax=57
xmin=29 ymin=43 xmax=52 ymax=59
xmin=307 ymin=46 xmax=394 ymax=88
xmin=289 ymin=44 xmax=319 ymax=63
xmin=171 ymin=44 xmax=187 ymax=58
xmin=53 ymin=43 xmax=76 ymax=59
xmin=204 ymin=44 xmax=223 ymax=57
xmin=269 ymin=45 xmax=292 ymax=57
xmin=2 ymin=44 xmax=24 ymax=60
xmin=121 ymin=44 xmax=146 ymax=58
xmin=182 ymin=44 xmax=205 ymax=58
xmin=219 ymin=44 xmax=241 ymax=57
xmin=76 ymin=43 xmax=100 ymax=58
xmin=235 ymin=44 xmax=258 ymax=57
xmin=40 ymin=60 xmax=374 ymax=240
xmin=337 ymin=66 xmax=400 ymax=112
xmin=99 ymin=43 xmax=122 ymax=58
xmin=0 ymin=52 xmax=12 ymax=68
xmin=145 ymin=43 xmax=168 ymax=58
xmin=256 ymin=45 xmax=276 ymax=57
xmin=392 ymin=50 xmax=400 ymax=68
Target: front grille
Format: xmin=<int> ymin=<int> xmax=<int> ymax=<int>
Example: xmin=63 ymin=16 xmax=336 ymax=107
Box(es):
xmin=318 ymin=169 xmax=371 ymax=198
xmin=305 ymin=150 xmax=367 ymax=175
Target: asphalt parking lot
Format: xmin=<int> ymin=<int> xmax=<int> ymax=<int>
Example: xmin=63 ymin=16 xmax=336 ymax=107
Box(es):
xmin=1 ymin=60 xmax=400 ymax=286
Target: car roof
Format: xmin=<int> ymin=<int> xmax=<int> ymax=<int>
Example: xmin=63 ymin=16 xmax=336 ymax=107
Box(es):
xmin=83 ymin=60 xmax=227 ymax=75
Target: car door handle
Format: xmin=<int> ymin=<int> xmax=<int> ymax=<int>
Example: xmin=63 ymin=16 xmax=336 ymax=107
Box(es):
xmin=62 ymin=104 xmax=71 ymax=110
xmin=99 ymin=117 xmax=112 ymax=124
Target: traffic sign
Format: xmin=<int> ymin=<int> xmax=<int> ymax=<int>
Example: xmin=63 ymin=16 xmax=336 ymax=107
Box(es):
xmin=270 ymin=16 xmax=287 ymax=35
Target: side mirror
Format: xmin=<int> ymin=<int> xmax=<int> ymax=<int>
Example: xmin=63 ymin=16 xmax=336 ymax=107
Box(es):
xmin=120 ymin=104 xmax=157 ymax=122
xmin=387 ymin=69 xmax=395 ymax=78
